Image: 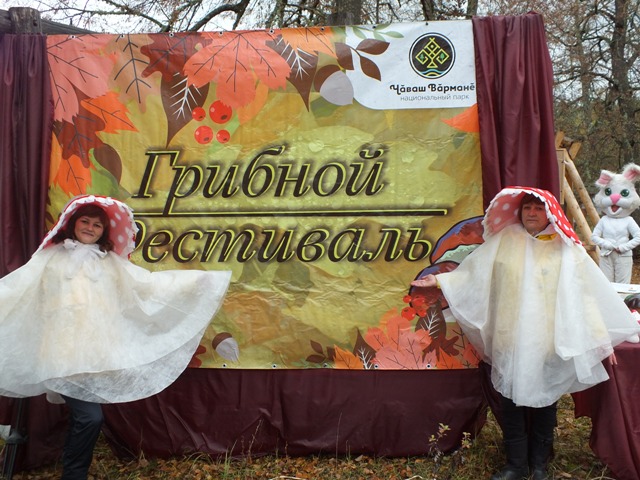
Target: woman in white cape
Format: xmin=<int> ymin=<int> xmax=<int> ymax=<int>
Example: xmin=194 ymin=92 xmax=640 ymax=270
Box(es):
xmin=0 ymin=195 xmax=231 ymax=480
xmin=412 ymin=187 xmax=640 ymax=480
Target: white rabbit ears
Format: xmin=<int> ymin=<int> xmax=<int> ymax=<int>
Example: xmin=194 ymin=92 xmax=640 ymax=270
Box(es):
xmin=596 ymin=163 xmax=640 ymax=187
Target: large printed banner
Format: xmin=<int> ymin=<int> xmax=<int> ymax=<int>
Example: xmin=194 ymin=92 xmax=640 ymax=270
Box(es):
xmin=46 ymin=21 xmax=484 ymax=369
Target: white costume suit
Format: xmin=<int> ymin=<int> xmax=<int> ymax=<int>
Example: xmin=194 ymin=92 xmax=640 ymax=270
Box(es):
xmin=437 ymin=187 xmax=640 ymax=408
xmin=0 ymin=195 xmax=231 ymax=404
xmin=591 ymin=215 xmax=640 ymax=283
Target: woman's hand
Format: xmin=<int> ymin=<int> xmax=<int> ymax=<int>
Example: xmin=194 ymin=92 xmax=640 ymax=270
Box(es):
xmin=410 ymin=274 xmax=437 ymax=288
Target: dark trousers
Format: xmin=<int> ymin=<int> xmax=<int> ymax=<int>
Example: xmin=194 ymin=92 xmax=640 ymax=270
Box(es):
xmin=60 ymin=396 xmax=103 ymax=480
xmin=500 ymin=394 xmax=556 ymax=468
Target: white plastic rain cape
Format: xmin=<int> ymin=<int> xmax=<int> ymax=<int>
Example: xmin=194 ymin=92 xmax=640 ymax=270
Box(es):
xmin=0 ymin=195 xmax=231 ymax=404
xmin=438 ymin=187 xmax=640 ymax=407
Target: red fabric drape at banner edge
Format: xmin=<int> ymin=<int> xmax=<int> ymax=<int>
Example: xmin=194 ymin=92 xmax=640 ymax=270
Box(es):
xmin=0 ymin=33 xmax=52 ymax=275
xmin=473 ymin=12 xmax=560 ymax=207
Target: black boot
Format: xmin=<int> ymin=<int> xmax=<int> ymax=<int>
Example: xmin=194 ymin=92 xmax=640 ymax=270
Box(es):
xmin=531 ymin=468 xmax=550 ymax=480
xmin=490 ymin=437 xmax=529 ymax=480
xmin=490 ymin=467 xmax=529 ymax=480
xmin=529 ymin=433 xmax=553 ymax=480
xmin=528 ymin=403 xmax=556 ymax=480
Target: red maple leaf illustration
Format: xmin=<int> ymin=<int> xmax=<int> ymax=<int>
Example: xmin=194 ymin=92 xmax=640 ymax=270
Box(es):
xmin=141 ymin=32 xmax=207 ymax=80
xmin=184 ymin=31 xmax=291 ymax=109
xmin=47 ymin=34 xmax=114 ymax=123
xmin=54 ymin=90 xmax=106 ymax=168
xmin=81 ymin=91 xmax=136 ymax=134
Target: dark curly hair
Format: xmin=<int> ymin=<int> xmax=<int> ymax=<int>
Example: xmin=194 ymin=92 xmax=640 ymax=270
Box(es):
xmin=52 ymin=204 xmax=114 ymax=252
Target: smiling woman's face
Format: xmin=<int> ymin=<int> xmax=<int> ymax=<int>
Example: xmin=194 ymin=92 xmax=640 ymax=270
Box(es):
xmin=74 ymin=215 xmax=105 ymax=244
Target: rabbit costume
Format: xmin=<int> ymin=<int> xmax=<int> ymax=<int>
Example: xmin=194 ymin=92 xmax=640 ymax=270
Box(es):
xmin=591 ymin=163 xmax=640 ymax=283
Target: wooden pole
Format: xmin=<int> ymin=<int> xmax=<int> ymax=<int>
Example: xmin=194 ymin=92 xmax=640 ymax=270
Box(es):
xmin=8 ymin=7 xmax=42 ymax=33
xmin=563 ymin=156 xmax=601 ymax=227
xmin=563 ymin=176 xmax=599 ymax=262
xmin=1 ymin=8 xmax=93 ymax=34
xmin=568 ymin=141 xmax=582 ymax=160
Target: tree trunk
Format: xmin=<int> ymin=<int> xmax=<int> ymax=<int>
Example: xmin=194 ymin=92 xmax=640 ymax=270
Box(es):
xmin=573 ymin=8 xmax=595 ymax=142
xmin=466 ymin=0 xmax=478 ymax=17
xmin=266 ymin=0 xmax=287 ymax=28
xmin=421 ymin=0 xmax=436 ymax=20
xmin=328 ymin=0 xmax=362 ymax=25
xmin=610 ymin=0 xmax=637 ymax=163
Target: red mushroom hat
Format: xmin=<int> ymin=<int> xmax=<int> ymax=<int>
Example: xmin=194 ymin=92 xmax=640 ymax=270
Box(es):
xmin=36 ymin=195 xmax=138 ymax=258
xmin=482 ymin=187 xmax=582 ymax=247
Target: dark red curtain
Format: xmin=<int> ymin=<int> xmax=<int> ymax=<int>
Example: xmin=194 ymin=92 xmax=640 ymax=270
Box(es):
xmin=573 ymin=343 xmax=640 ymax=480
xmin=0 ymin=33 xmax=52 ymax=275
xmin=0 ymin=13 xmax=559 ymax=472
xmin=103 ymin=368 xmax=487 ymax=459
xmin=0 ymin=33 xmax=55 ymax=473
xmin=474 ymin=12 xmax=559 ymax=207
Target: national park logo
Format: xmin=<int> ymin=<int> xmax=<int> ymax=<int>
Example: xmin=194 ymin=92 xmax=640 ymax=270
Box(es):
xmin=410 ymin=33 xmax=456 ymax=79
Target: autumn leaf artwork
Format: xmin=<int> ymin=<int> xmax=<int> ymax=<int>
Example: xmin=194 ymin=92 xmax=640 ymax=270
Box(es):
xmin=305 ymin=292 xmax=481 ymax=371
xmin=46 ymin=26 xmax=396 ymax=200
xmin=48 ymin=34 xmax=138 ymax=197
xmin=304 ymin=217 xmax=485 ymax=370
xmin=305 ymin=294 xmax=480 ymax=370
xmin=42 ymin=23 xmax=484 ymax=371
xmin=189 ymin=332 xmax=240 ymax=368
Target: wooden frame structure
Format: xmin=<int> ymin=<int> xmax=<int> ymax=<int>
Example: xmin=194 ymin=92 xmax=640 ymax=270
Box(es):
xmin=0 ymin=7 xmax=90 ymax=34
xmin=556 ymin=131 xmax=600 ymax=262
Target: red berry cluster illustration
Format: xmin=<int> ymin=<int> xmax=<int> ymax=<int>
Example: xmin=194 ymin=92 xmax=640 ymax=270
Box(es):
xmin=401 ymin=293 xmax=428 ymax=320
xmin=192 ymin=100 xmax=232 ymax=145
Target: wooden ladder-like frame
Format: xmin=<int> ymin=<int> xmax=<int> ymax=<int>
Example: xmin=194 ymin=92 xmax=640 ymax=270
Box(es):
xmin=556 ymin=131 xmax=600 ymax=263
